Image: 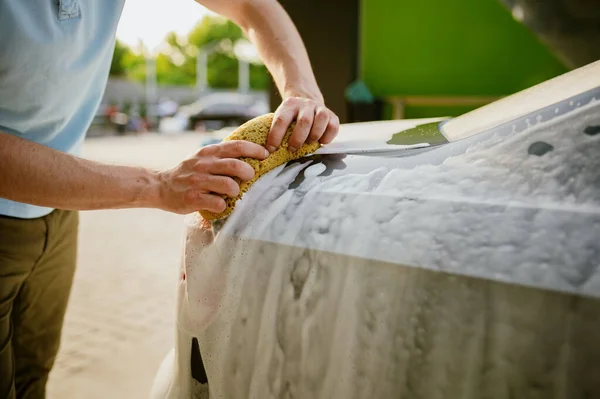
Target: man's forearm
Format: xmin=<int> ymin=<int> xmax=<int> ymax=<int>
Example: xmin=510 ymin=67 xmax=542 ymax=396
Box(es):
xmin=200 ymin=0 xmax=323 ymax=101
xmin=0 ymin=132 xmax=160 ymax=211
xmin=240 ymin=1 xmax=321 ymax=100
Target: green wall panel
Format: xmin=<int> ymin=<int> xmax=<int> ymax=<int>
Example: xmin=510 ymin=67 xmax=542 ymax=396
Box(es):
xmin=360 ymin=0 xmax=569 ymax=117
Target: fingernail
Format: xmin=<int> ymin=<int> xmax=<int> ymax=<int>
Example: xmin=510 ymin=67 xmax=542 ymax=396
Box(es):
xmin=288 ymin=146 xmax=297 ymax=153
xmin=267 ymin=145 xmax=277 ymax=153
xmin=263 ymin=149 xmax=270 ymax=157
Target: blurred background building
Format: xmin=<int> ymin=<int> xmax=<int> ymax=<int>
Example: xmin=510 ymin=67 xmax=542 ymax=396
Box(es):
xmin=277 ymin=0 xmax=598 ymax=123
xmin=93 ymin=0 xmax=599 ymax=137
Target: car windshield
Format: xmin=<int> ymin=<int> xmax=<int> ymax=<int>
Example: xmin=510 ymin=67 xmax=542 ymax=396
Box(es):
xmin=440 ymin=60 xmax=600 ymax=141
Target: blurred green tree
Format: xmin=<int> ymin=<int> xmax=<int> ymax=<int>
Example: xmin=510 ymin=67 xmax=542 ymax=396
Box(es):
xmin=110 ymin=40 xmax=134 ymax=76
xmin=109 ymin=16 xmax=269 ymax=90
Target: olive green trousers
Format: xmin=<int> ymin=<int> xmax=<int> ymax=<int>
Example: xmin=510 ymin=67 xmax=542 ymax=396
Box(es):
xmin=0 ymin=209 xmax=78 ymax=399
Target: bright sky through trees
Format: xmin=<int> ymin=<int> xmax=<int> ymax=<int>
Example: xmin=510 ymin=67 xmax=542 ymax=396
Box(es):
xmin=116 ymin=0 xmax=213 ymax=52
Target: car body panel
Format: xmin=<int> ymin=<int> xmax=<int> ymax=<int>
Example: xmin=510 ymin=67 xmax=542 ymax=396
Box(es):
xmin=151 ymin=63 xmax=600 ymax=398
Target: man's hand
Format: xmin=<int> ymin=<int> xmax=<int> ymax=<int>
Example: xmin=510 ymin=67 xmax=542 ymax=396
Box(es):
xmin=267 ymin=97 xmax=339 ymax=153
xmin=156 ymin=140 xmax=269 ymax=214
xmin=193 ymin=0 xmax=341 ymax=151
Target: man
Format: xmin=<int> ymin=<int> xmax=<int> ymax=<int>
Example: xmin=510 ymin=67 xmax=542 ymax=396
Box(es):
xmin=0 ymin=0 xmax=339 ymax=397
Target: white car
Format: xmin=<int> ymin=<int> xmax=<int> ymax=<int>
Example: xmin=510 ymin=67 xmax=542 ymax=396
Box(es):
xmin=152 ymin=61 xmax=600 ymax=399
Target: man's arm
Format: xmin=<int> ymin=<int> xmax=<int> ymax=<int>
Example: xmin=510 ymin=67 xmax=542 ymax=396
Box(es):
xmin=0 ymin=131 xmax=268 ymax=214
xmin=195 ymin=0 xmax=340 ymax=152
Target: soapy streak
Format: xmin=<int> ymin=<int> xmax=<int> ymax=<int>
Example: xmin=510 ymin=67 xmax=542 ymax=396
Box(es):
xmin=314 ymin=191 xmax=600 ymax=215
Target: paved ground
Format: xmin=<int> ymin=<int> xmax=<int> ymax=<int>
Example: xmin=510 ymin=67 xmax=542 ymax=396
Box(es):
xmin=47 ymin=132 xmax=212 ymax=399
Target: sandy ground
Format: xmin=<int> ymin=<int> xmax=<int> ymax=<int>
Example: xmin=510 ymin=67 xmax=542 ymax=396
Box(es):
xmin=47 ymin=132 xmax=208 ymax=399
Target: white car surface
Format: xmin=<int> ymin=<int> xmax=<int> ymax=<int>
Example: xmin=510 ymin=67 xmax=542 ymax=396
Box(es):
xmin=152 ymin=61 xmax=600 ymax=399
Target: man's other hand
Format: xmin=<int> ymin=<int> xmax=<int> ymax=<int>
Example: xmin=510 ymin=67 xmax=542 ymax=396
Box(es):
xmin=156 ymin=140 xmax=269 ymax=214
xmin=267 ymin=97 xmax=340 ymax=153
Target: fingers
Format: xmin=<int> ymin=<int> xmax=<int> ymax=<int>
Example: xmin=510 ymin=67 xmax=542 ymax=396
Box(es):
xmin=268 ymin=97 xmax=341 ymax=152
xmin=288 ymin=106 xmax=315 ymax=152
xmin=187 ymin=173 xmax=241 ymax=198
xmin=184 ymin=192 xmax=227 ymax=214
xmin=201 ymin=140 xmax=269 ymax=160
xmin=179 ymin=173 xmax=242 ymax=214
xmin=165 ymin=140 xmax=264 ymax=214
xmin=209 ymin=158 xmax=255 ymax=181
xmin=307 ymin=107 xmax=330 ymax=144
xmin=183 ymin=141 xmax=262 ymax=212
xmin=320 ymin=113 xmax=340 ymax=144
xmin=267 ymin=98 xmax=297 ymax=152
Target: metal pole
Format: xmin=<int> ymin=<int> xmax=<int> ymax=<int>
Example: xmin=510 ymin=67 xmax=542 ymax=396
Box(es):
xmin=145 ymin=55 xmax=157 ymax=119
xmin=196 ymin=48 xmax=208 ymax=95
xmin=238 ymin=59 xmax=250 ymax=94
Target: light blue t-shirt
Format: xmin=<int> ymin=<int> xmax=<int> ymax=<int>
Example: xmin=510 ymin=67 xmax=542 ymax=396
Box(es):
xmin=0 ymin=0 xmax=126 ymax=219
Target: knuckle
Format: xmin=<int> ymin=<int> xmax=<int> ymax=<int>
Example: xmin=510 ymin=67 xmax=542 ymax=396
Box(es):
xmin=308 ymin=131 xmax=322 ymax=142
xmin=216 ymin=144 xmax=229 ymax=158
xmin=192 ymin=159 xmax=208 ymax=172
xmin=197 ymin=145 xmax=215 ymax=156
xmin=233 ymin=140 xmax=245 ymax=150
xmin=316 ymin=107 xmax=329 ymax=118
xmin=273 ymin=117 xmax=287 ymax=127
xmin=230 ymin=141 xmax=244 ymax=154
xmin=221 ymin=140 xmax=244 ymax=156
xmin=188 ymin=174 xmax=202 ymax=185
xmin=182 ymin=158 xmax=196 ymax=170
xmin=317 ymin=114 xmax=330 ymax=125
xmin=184 ymin=190 xmax=199 ymax=205
xmin=297 ymin=116 xmax=311 ymax=127
xmin=226 ymin=159 xmax=251 ymax=178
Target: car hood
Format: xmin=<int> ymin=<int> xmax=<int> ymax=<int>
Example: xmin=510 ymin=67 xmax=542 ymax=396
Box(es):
xmin=209 ymin=94 xmax=600 ymax=299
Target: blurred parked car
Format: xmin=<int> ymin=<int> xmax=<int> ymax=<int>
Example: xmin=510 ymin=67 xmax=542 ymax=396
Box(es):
xmin=158 ymin=92 xmax=269 ymax=134
xmin=152 ymin=61 xmax=600 ymax=399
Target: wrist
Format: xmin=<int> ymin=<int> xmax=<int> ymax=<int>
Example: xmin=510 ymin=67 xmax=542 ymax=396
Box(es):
xmin=134 ymin=168 xmax=163 ymax=209
xmin=282 ymin=85 xmax=324 ymax=104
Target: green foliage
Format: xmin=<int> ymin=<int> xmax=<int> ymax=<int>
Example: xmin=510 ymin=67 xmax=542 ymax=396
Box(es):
xmin=110 ymin=40 xmax=133 ymax=76
xmin=207 ymin=52 xmax=238 ymax=88
xmin=250 ymin=63 xmax=270 ymax=90
xmin=188 ymin=17 xmax=244 ymax=48
xmin=156 ymin=53 xmax=195 ymax=86
xmin=139 ymin=102 xmax=147 ymax=117
xmin=122 ymin=101 xmax=132 ymax=115
xmin=109 ymin=15 xmax=269 ymax=89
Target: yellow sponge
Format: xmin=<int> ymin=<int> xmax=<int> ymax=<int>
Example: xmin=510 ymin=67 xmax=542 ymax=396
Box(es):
xmin=199 ymin=113 xmax=320 ymax=221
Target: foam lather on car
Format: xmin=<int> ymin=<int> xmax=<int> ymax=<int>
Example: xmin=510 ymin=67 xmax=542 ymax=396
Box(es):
xmin=199 ymin=113 xmax=320 ymax=221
